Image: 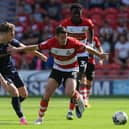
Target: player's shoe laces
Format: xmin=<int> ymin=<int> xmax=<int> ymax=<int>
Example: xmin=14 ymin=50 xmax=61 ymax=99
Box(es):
xmin=66 ymin=111 xmax=73 ymax=120
xmin=20 ymin=117 xmax=28 ymax=125
xmin=34 ymin=117 xmax=43 ymax=125
xmin=75 ymin=95 xmax=85 ymax=118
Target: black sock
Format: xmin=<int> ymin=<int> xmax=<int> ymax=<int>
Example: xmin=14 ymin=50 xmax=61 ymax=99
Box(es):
xmin=11 ymin=97 xmax=23 ymax=118
xmin=19 ymin=96 xmax=25 ymax=102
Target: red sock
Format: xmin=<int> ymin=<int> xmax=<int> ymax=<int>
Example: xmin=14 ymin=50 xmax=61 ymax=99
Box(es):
xmin=79 ymin=84 xmax=87 ymax=103
xmin=86 ymin=86 xmax=91 ymax=98
xmin=69 ymin=101 xmax=75 ymax=111
xmin=73 ymin=90 xmax=80 ymax=100
xmin=39 ymin=99 xmax=48 ymax=118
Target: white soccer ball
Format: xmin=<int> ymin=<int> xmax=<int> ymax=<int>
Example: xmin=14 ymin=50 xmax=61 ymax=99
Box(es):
xmin=112 ymin=111 xmax=128 ymax=125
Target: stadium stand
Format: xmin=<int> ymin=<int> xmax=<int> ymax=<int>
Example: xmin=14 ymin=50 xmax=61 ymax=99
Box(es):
xmin=1 ymin=0 xmax=129 ymax=79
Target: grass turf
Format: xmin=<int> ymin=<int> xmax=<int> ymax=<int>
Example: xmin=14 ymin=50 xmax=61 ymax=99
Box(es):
xmin=0 ymin=97 xmax=128 ymax=129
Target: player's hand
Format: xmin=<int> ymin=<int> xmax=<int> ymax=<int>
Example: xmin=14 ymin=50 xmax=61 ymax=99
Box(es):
xmin=99 ymin=59 xmax=104 ymax=65
xmin=99 ymin=53 xmax=109 ymax=61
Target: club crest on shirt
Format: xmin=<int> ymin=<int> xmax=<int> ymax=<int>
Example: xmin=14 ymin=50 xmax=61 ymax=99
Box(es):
xmin=51 ymin=48 xmax=75 ymax=56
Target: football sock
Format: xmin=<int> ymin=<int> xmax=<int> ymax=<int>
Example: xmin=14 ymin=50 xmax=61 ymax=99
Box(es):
xmin=71 ymin=90 xmax=80 ymax=104
xmin=19 ymin=96 xmax=25 ymax=102
xmin=68 ymin=99 xmax=75 ymax=112
xmin=79 ymin=84 xmax=87 ymax=104
xmin=86 ymin=85 xmax=91 ymax=99
xmin=38 ymin=99 xmax=48 ymax=118
xmin=11 ymin=97 xmax=23 ymax=118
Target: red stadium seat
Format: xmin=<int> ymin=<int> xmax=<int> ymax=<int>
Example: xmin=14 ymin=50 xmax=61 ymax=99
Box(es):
xmin=105 ymin=14 xmax=118 ymax=29
xmin=90 ymin=14 xmax=103 ymax=27
xmin=104 ymin=8 xmax=119 ymax=16
xmin=82 ymin=8 xmax=87 ymax=17
xmin=89 ymin=7 xmax=103 ymax=17
xmin=62 ymin=8 xmax=71 ymax=18
xmin=95 ymin=64 xmax=103 ymax=70
xmin=107 ymin=70 xmax=120 ymax=79
xmin=108 ymin=63 xmax=121 ymax=70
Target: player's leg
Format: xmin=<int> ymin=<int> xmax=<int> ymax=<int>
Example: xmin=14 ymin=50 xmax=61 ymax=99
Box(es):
xmin=66 ymin=79 xmax=79 ymax=120
xmin=0 ymin=74 xmax=27 ymax=125
xmin=66 ymin=57 xmax=87 ymax=119
xmin=65 ymin=78 xmax=85 ymax=118
xmin=9 ymin=71 xmax=28 ymax=102
xmin=79 ymin=72 xmax=88 ymax=104
xmin=85 ymin=63 xmax=95 ymax=107
xmin=34 ymin=69 xmax=61 ymax=125
xmin=17 ymin=86 xmax=28 ymax=102
xmin=65 ymin=72 xmax=85 ymax=119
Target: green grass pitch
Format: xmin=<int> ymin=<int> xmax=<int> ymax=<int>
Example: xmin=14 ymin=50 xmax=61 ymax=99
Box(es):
xmin=0 ymin=97 xmax=128 ymax=129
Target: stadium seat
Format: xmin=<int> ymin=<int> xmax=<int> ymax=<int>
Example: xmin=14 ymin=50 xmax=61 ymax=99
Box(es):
xmin=105 ymin=14 xmax=118 ymax=29
xmin=108 ymin=63 xmax=121 ymax=70
xmin=89 ymin=7 xmax=103 ymax=17
xmin=90 ymin=14 xmax=103 ymax=27
xmin=95 ymin=64 xmax=103 ymax=70
xmin=82 ymin=8 xmax=87 ymax=17
xmin=61 ymin=8 xmax=71 ymax=18
xmin=107 ymin=70 xmax=120 ymax=79
xmin=104 ymin=8 xmax=119 ymax=16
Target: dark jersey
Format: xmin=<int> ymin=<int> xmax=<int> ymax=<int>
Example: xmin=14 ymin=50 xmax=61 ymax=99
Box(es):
xmin=0 ymin=39 xmax=24 ymax=88
xmin=0 ymin=39 xmax=21 ymax=65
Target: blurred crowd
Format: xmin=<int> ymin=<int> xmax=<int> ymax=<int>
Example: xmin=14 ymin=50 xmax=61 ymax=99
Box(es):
xmin=13 ymin=0 xmax=129 ymax=71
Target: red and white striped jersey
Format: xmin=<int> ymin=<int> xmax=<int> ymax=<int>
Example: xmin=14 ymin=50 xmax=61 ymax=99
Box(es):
xmin=60 ymin=17 xmax=94 ymax=57
xmin=38 ymin=36 xmax=86 ymax=72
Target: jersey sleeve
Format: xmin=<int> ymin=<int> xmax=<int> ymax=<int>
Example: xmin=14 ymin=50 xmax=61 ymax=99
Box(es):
xmin=94 ymin=36 xmax=101 ymax=48
xmin=38 ymin=39 xmax=53 ymax=50
xmin=73 ymin=38 xmax=86 ymax=53
xmin=60 ymin=19 xmax=69 ymax=28
xmin=86 ymin=18 xmax=94 ymax=30
xmin=11 ymin=39 xmax=21 ymax=47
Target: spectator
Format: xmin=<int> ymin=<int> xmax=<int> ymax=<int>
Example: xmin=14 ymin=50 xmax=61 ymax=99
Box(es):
xmin=33 ymin=3 xmax=47 ymax=22
xmin=42 ymin=0 xmax=62 ymax=21
xmin=87 ymin=0 xmax=105 ymax=9
xmin=104 ymin=0 xmax=121 ymax=8
xmin=41 ymin=14 xmax=58 ymax=40
xmin=114 ymin=33 xmax=129 ymax=69
xmin=121 ymin=0 xmax=129 ymax=5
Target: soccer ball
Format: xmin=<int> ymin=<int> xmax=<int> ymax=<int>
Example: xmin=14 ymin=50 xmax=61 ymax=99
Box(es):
xmin=112 ymin=111 xmax=128 ymax=125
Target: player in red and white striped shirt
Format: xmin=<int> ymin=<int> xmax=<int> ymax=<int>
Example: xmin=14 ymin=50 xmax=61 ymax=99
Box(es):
xmin=60 ymin=3 xmax=104 ymax=119
xmin=8 ymin=26 xmax=108 ymax=124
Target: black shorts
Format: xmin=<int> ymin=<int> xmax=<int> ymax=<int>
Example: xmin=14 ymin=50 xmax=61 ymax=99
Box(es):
xmin=0 ymin=65 xmax=24 ymax=88
xmin=85 ymin=63 xmax=95 ymax=81
xmin=49 ymin=69 xmax=78 ymax=86
xmin=78 ymin=56 xmax=88 ymax=73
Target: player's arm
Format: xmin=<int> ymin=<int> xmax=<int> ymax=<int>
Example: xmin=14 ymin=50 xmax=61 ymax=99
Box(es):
xmin=87 ymin=28 xmax=94 ymax=43
xmin=19 ymin=43 xmax=47 ymax=62
xmin=97 ymin=46 xmax=104 ymax=65
xmin=8 ymin=44 xmax=39 ymax=53
xmin=34 ymin=50 xmax=48 ymax=62
xmin=85 ymin=45 xmax=108 ymax=60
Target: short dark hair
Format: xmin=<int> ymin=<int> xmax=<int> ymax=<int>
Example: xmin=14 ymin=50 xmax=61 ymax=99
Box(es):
xmin=55 ymin=26 xmax=67 ymax=35
xmin=70 ymin=3 xmax=82 ymax=11
xmin=0 ymin=22 xmax=15 ymax=33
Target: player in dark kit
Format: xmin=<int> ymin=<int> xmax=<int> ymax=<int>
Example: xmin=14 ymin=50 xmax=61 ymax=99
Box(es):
xmin=0 ymin=22 xmax=47 ymax=124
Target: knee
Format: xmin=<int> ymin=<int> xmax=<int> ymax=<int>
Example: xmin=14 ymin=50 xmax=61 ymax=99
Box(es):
xmin=65 ymin=89 xmax=74 ymax=98
xmin=20 ymin=91 xmax=28 ymax=98
xmin=10 ymin=88 xmax=19 ymax=97
xmin=19 ymin=90 xmax=28 ymax=98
